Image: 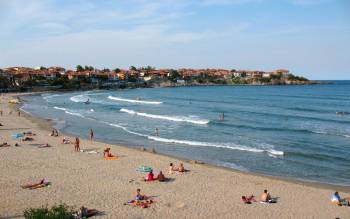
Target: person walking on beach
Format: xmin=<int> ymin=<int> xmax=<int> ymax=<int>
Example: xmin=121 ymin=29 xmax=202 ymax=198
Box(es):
xmin=0 ymin=110 xmax=3 ymax=116
xmin=74 ymin=137 xmax=80 ymax=152
xmin=90 ymin=129 xmax=94 ymax=141
xmin=18 ymin=111 xmax=21 ymax=117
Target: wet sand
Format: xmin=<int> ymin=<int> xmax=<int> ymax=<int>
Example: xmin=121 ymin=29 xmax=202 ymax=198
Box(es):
xmin=0 ymin=93 xmax=349 ymax=219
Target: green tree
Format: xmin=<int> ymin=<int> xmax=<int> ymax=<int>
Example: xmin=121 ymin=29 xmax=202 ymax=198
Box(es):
xmin=129 ymin=66 xmax=137 ymax=71
xmin=114 ymin=68 xmax=121 ymax=73
xmin=40 ymin=66 xmax=47 ymax=70
xmin=76 ymin=65 xmax=84 ymax=72
xmin=169 ymin=69 xmax=180 ymax=82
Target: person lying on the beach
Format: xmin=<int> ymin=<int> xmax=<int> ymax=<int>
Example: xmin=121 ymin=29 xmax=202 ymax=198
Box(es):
xmin=23 ymin=131 xmax=35 ymax=136
xmin=22 ymin=136 xmax=34 ymax=141
xmin=38 ymin=143 xmax=51 ymax=148
xmin=242 ymin=195 xmax=256 ymax=204
xmin=0 ymin=123 xmax=3 ymax=126
xmin=61 ymin=137 xmax=70 ymax=144
xmin=331 ymin=192 xmax=350 ymax=206
xmin=260 ymin=189 xmax=276 ymax=203
xmin=126 ymin=199 xmax=154 ymax=208
xmin=79 ymin=206 xmax=100 ymax=218
xmin=21 ymin=178 xmax=51 ymax=189
xmin=0 ymin=142 xmax=10 ymax=147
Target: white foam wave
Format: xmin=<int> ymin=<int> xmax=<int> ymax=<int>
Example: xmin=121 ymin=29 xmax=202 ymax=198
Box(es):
xmin=343 ymin=135 xmax=350 ymax=138
xmin=120 ymin=108 xmax=209 ymax=125
xmin=53 ymin=106 xmax=66 ymax=111
xmin=108 ymin=96 xmax=162 ymax=105
xmin=42 ymin=94 xmax=60 ymax=100
xmin=70 ymin=95 xmax=88 ymax=103
xmin=311 ymin=130 xmax=327 ymax=135
xmin=106 ymin=122 xmax=283 ymax=156
xmin=53 ymin=106 xmax=84 ymax=118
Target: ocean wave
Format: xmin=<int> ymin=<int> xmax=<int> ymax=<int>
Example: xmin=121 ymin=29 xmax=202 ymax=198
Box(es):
xmin=70 ymin=94 xmax=88 ymax=103
xmin=53 ymin=106 xmax=85 ymax=118
xmin=120 ymin=108 xmax=209 ymax=125
xmin=106 ymin=122 xmax=283 ymax=156
xmin=108 ymin=96 xmax=162 ymax=104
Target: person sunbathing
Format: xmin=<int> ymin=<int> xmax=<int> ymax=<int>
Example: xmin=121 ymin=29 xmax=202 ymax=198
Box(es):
xmin=242 ymin=195 xmax=256 ymax=204
xmin=0 ymin=142 xmax=10 ymax=147
xmin=23 ymin=131 xmax=35 ymax=136
xmin=38 ymin=143 xmax=51 ymax=148
xmin=135 ymin=189 xmax=148 ymax=201
xmin=22 ymin=136 xmax=34 ymax=141
xmin=260 ymin=189 xmax=276 ymax=203
xmin=79 ymin=206 xmax=100 ymax=218
xmin=156 ymin=171 xmax=166 ymax=182
xmin=168 ymin=163 xmax=178 ymax=174
xmin=331 ymin=192 xmax=350 ymax=206
xmin=21 ymin=178 xmax=50 ymax=189
xmin=104 ymin=147 xmax=115 ymax=157
xmin=144 ymin=170 xmax=155 ymax=181
xmin=62 ymin=137 xmax=70 ymax=144
xmin=178 ymin=163 xmax=186 ymax=173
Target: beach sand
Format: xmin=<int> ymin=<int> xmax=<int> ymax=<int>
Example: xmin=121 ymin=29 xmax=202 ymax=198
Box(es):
xmin=0 ymin=93 xmax=349 ymax=219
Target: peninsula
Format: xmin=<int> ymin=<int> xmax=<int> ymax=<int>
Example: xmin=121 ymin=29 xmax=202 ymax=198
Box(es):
xmin=0 ymin=66 xmax=316 ymax=91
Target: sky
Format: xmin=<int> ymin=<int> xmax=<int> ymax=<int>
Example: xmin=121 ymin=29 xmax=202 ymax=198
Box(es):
xmin=0 ymin=0 xmax=349 ymax=79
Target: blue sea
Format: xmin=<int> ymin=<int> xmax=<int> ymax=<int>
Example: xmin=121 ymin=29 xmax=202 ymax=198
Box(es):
xmin=21 ymin=81 xmax=350 ymax=186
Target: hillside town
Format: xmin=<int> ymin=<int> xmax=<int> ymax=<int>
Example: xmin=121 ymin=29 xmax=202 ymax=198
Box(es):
xmin=0 ymin=65 xmax=313 ymax=91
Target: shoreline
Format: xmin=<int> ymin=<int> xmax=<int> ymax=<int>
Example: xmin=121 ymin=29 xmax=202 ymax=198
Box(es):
xmin=1 ymin=92 xmax=349 ymax=218
xmin=16 ymin=92 xmax=350 ymax=191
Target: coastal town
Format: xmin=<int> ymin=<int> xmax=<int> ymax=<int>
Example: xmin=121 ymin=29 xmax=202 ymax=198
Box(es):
xmin=0 ymin=66 xmax=312 ymax=91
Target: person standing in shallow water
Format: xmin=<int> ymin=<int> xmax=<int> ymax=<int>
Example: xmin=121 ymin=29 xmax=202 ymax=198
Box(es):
xmin=90 ymin=129 xmax=94 ymax=141
xmin=75 ymin=137 xmax=80 ymax=152
xmin=155 ymin=128 xmax=159 ymax=136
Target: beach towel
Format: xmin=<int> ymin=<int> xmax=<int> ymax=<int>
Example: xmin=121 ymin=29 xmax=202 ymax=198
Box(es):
xmin=136 ymin=166 xmax=153 ymax=173
xmin=104 ymin=156 xmax=117 ymax=160
xmin=125 ymin=200 xmax=154 ymax=208
xmin=11 ymin=133 xmax=24 ymax=139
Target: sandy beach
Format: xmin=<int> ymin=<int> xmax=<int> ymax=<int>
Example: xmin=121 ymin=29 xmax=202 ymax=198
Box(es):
xmin=0 ymin=93 xmax=349 ymax=219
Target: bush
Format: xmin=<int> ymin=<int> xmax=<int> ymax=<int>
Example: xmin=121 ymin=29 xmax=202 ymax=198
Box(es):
xmin=23 ymin=203 xmax=75 ymax=219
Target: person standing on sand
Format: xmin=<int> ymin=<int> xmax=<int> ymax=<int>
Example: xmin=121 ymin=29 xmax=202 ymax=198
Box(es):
xmin=0 ymin=110 xmax=3 ymax=116
xmin=75 ymin=137 xmax=80 ymax=152
xmin=90 ymin=129 xmax=94 ymax=141
xmin=18 ymin=111 xmax=21 ymax=117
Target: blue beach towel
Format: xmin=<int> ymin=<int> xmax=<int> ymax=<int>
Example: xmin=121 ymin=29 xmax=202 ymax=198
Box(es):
xmin=11 ymin=133 xmax=24 ymax=139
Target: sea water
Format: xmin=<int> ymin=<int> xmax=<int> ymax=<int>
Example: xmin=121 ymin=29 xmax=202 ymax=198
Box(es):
xmin=21 ymin=81 xmax=350 ymax=186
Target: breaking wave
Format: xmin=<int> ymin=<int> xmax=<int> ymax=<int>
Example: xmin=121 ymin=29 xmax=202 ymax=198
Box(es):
xmin=120 ymin=108 xmax=209 ymax=125
xmin=108 ymin=96 xmax=162 ymax=104
xmin=53 ymin=106 xmax=85 ymax=118
xmin=70 ymin=95 xmax=88 ymax=103
xmin=105 ymin=122 xmax=284 ymax=157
